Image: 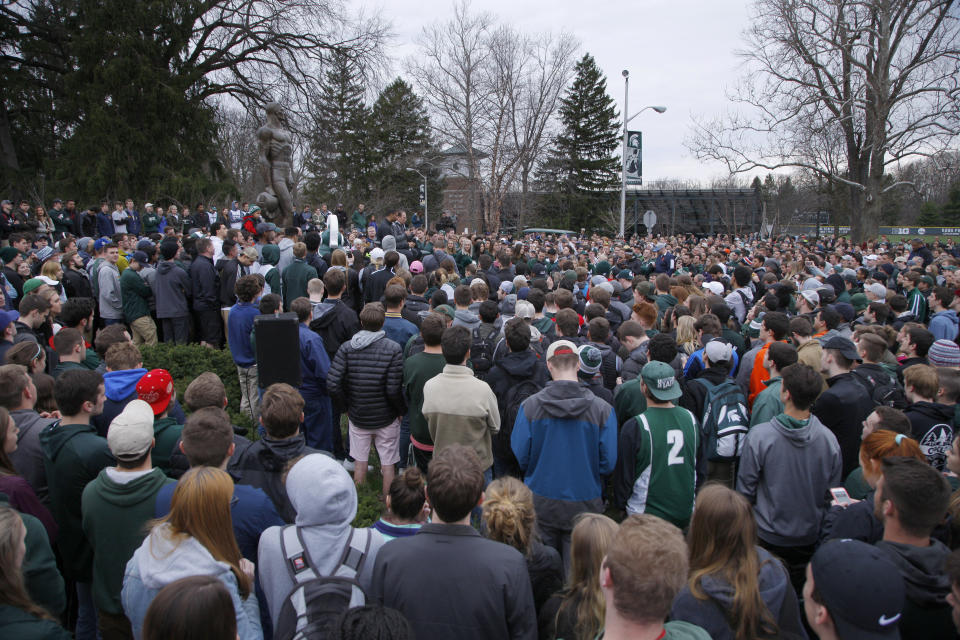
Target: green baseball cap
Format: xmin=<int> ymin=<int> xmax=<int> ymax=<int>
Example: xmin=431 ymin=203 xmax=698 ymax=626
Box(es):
xmin=640 ymin=361 xmax=682 ymax=401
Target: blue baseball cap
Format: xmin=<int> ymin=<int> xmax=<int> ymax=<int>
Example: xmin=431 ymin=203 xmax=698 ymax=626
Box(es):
xmin=0 ymin=309 xmax=19 ymax=330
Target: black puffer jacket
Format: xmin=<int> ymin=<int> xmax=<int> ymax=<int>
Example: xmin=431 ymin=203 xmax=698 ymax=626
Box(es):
xmin=327 ymin=330 xmax=405 ymax=428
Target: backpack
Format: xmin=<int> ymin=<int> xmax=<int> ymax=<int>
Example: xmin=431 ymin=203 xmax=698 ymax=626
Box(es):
xmin=498 ymin=378 xmax=544 ymax=476
xmin=851 ymin=368 xmax=908 ymax=410
xmin=693 ymin=378 xmax=750 ymax=462
xmin=471 ymin=325 xmax=498 ymax=379
xmin=274 ymin=526 xmax=372 ymax=640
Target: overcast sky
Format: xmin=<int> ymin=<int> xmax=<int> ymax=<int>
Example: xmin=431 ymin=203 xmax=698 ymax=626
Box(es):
xmin=368 ymin=0 xmax=754 ymax=183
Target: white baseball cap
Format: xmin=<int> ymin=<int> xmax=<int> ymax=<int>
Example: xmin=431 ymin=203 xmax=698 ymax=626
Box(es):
xmin=702 ymin=281 xmax=724 ymax=296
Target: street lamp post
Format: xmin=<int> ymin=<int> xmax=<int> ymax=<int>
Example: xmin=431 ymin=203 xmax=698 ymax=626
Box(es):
xmin=406 ymin=167 xmax=428 ymax=232
xmin=619 ymin=69 xmax=666 ymax=237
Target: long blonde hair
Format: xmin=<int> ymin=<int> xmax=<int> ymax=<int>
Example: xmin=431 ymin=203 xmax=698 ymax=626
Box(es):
xmin=556 ymin=513 xmax=618 ymax=640
xmin=687 ymin=484 xmax=778 ymax=640
xmin=153 ymin=467 xmax=251 ymax=598
xmin=676 ymin=315 xmax=700 ymax=355
xmin=482 ymin=477 xmax=536 ymax=555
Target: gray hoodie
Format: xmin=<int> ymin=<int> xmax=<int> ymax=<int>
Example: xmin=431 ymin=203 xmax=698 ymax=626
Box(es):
xmin=97 ymin=261 xmax=123 ymax=319
xmin=736 ymin=414 xmax=842 ymax=546
xmin=8 ymin=409 xmax=55 ymax=504
xmin=257 ymin=454 xmax=385 ymax=628
xmin=452 ymin=308 xmax=481 ymax=331
xmin=276 ymin=237 xmax=295 ymax=274
xmin=381 ymin=235 xmax=409 ymax=271
xmin=122 ymin=523 xmax=262 ymax=640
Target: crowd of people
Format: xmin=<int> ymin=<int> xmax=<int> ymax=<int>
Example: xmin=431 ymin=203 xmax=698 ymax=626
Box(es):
xmin=4 ymin=193 xmax=960 ymax=639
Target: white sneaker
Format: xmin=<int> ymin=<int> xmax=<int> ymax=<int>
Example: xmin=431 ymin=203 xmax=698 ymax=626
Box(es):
xmin=341 ymin=459 xmax=355 ymax=472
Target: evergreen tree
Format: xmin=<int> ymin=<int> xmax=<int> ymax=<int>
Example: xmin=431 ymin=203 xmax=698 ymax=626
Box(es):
xmin=305 ymin=51 xmax=371 ymax=204
xmin=366 ymin=79 xmax=438 ymax=213
xmin=537 ymin=53 xmax=620 ymax=230
xmin=942 ymin=182 xmax=960 ymax=227
xmin=917 ymin=201 xmax=942 ymax=227
xmin=4 ymin=0 xmax=231 ymax=201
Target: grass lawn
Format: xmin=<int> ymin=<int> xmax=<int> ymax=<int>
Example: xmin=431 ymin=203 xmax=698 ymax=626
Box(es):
xmin=342 ymin=415 xmax=386 ymax=528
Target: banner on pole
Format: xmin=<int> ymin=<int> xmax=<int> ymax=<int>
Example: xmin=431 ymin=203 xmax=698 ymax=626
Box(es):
xmin=625 ymin=131 xmax=642 ymax=185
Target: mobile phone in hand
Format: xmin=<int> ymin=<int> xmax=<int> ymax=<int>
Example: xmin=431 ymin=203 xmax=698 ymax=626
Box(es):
xmin=830 ymin=487 xmax=852 ymax=506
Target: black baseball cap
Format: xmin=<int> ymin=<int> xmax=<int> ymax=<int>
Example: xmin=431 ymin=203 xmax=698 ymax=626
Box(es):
xmin=810 ymin=539 xmax=904 ymax=639
xmin=822 ymin=335 xmax=860 ymax=361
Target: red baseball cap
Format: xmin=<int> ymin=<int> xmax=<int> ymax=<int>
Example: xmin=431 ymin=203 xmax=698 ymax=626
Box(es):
xmin=136 ymin=369 xmax=174 ymax=416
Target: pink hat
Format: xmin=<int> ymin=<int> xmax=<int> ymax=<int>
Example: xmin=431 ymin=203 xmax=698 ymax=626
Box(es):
xmin=410 ymin=260 xmax=424 ymax=274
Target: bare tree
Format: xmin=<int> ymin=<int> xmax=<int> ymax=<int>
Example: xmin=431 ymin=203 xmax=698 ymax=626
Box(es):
xmin=510 ymin=32 xmax=579 ymax=230
xmin=687 ymin=0 xmax=960 ymax=240
xmin=408 ymin=1 xmax=577 ymax=231
xmin=408 ymin=1 xmax=493 ymax=227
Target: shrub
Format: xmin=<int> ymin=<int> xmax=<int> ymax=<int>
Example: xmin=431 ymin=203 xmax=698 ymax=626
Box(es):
xmin=138 ymin=343 xmax=253 ymax=434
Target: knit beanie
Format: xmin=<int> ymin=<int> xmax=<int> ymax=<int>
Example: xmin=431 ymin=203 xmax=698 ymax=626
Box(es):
xmin=928 ymin=340 xmax=960 ymax=368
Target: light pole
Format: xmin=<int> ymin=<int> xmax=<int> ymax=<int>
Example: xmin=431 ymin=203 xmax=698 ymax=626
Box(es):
xmin=406 ymin=167 xmax=428 ymax=232
xmin=619 ymin=69 xmax=666 ymax=237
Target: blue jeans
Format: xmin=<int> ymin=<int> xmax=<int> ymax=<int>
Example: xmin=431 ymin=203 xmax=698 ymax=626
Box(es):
xmin=300 ymin=391 xmax=334 ymax=453
xmin=76 ymin=581 xmax=99 ymax=640
xmin=398 ymin=414 xmax=411 ymax=470
xmin=102 ymin=318 xmax=123 ymax=326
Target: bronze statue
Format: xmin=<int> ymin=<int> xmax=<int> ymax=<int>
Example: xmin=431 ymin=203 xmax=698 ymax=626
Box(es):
xmin=256 ymin=102 xmax=295 ymax=223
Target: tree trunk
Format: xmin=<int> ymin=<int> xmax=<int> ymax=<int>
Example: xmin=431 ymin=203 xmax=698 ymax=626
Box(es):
xmin=518 ymin=171 xmax=529 ymax=231
xmin=0 ymin=102 xmax=20 ymax=171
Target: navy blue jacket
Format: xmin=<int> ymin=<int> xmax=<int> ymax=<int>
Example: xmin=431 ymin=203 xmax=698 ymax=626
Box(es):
xmin=189 ymin=254 xmax=219 ymax=311
xmin=95 ymin=212 xmax=114 ymax=237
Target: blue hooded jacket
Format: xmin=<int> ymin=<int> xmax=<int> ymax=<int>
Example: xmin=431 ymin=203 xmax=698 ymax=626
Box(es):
xmin=91 ymin=369 xmax=186 ymax=437
xmin=929 ymin=309 xmax=959 ymax=341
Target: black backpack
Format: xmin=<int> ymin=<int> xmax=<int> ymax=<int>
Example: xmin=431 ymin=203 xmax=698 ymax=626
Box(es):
xmin=851 ymin=368 xmax=908 ymax=410
xmin=471 ymin=325 xmax=498 ymax=379
xmin=498 ymin=378 xmax=544 ymax=476
xmin=274 ymin=526 xmax=372 ymax=640
xmin=692 ymin=378 xmax=750 ymax=462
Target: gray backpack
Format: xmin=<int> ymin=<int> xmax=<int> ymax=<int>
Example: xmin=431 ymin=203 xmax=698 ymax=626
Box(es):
xmin=274 ymin=526 xmax=371 ymax=640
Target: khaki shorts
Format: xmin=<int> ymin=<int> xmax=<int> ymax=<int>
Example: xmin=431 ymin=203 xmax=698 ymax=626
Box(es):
xmin=348 ymin=418 xmax=401 ymax=466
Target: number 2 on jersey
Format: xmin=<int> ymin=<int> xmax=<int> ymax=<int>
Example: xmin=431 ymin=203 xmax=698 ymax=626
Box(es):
xmin=666 ymin=430 xmax=684 ymax=466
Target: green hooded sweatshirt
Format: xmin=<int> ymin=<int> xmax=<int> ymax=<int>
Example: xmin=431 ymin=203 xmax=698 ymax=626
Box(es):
xmin=119 ymin=266 xmax=152 ymax=322
xmin=260 ymin=244 xmax=283 ymax=297
xmin=750 ymin=377 xmax=783 ymax=427
xmin=0 ymin=605 xmax=71 ymax=640
xmin=656 ymin=292 xmax=678 ymax=315
xmin=39 ymin=422 xmax=115 ymax=582
xmin=82 ymin=467 xmax=174 ymax=614
xmin=0 ymin=493 xmax=65 ymax=618
xmin=152 ymin=417 xmax=183 ymax=475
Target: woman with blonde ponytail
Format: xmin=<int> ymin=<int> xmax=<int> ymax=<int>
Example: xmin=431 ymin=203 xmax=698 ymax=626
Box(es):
xmin=670 ymin=484 xmax=806 ymax=640
xmin=482 ymin=477 xmax=562 ymax=617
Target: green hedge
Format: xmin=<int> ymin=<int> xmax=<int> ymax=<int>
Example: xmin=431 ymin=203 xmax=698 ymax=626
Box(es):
xmin=138 ymin=343 xmax=253 ymax=434
xmin=137 ymin=343 xmax=384 ymax=526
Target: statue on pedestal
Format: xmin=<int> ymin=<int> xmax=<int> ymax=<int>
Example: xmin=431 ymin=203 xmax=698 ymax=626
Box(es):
xmin=256 ymin=102 xmax=295 ymax=224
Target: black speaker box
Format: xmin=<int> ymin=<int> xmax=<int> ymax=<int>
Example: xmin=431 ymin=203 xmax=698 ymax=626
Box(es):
xmin=254 ymin=312 xmax=302 ymax=388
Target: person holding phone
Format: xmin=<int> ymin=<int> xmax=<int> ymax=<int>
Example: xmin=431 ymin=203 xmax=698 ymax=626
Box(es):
xmin=821 ymin=430 xmax=926 ymax=545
